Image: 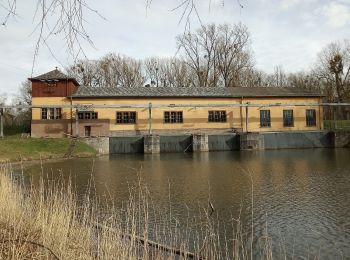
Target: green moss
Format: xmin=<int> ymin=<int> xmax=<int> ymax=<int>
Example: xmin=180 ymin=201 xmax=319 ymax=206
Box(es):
xmin=324 ymin=120 xmax=350 ymax=130
xmin=0 ymin=137 xmax=97 ymax=162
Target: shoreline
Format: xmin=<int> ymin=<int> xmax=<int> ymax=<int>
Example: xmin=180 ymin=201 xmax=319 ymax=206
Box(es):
xmin=0 ymin=137 xmax=98 ymax=166
xmin=2 ymin=154 xmax=104 ymax=169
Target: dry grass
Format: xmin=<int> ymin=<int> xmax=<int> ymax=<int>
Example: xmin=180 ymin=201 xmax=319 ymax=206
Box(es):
xmin=0 ymin=163 xmax=272 ymax=260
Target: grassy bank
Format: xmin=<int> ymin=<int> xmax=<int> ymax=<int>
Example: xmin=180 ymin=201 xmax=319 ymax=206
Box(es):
xmin=0 ymin=137 xmax=97 ymax=162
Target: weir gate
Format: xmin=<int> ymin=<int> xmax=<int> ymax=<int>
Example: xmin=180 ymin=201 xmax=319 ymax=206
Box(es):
xmin=82 ymin=131 xmax=350 ymax=155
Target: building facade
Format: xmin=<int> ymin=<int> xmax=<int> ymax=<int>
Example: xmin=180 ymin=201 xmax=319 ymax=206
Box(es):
xmin=30 ymin=69 xmax=324 ymax=138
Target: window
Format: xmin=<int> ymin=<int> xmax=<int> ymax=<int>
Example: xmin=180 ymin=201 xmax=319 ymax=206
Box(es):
xmin=55 ymin=108 xmax=62 ymax=119
xmin=283 ymin=110 xmax=294 ymax=127
xmin=78 ymin=111 xmax=98 ymax=120
xmin=306 ymin=109 xmax=316 ymax=126
xmin=164 ymin=111 xmax=183 ymax=123
xmin=260 ymin=110 xmax=271 ymax=127
xmin=41 ymin=108 xmax=47 ymax=120
xmin=208 ymin=111 xmax=227 ymax=122
xmin=41 ymin=108 xmax=62 ymax=120
xmin=116 ymin=111 xmax=136 ymax=124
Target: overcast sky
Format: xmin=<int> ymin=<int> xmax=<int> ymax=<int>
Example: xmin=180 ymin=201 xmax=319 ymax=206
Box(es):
xmin=0 ymin=0 xmax=349 ymax=101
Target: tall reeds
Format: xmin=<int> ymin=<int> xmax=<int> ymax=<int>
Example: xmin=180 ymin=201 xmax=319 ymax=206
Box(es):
xmin=0 ymin=163 xmax=270 ymax=259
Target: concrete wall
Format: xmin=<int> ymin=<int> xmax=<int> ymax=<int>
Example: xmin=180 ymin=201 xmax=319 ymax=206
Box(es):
xmin=160 ymin=135 xmax=192 ymax=153
xmin=106 ymin=131 xmax=344 ymax=154
xmin=109 ymin=136 xmax=144 ymax=154
xmin=208 ymin=134 xmax=240 ymax=151
xmin=262 ymin=131 xmax=333 ymax=149
xmin=82 ymin=137 xmax=109 ymax=155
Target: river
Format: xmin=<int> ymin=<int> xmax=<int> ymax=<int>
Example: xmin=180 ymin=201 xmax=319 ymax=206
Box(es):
xmin=19 ymin=148 xmax=350 ymax=259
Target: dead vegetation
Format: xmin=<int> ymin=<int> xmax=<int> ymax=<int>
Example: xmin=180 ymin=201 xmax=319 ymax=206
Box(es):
xmin=0 ymin=163 xmax=274 ymax=259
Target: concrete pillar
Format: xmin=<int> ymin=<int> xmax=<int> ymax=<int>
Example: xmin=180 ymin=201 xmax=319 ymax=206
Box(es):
xmin=240 ymin=132 xmax=264 ymax=150
xmin=192 ymin=134 xmax=209 ymax=152
xmin=331 ymin=131 xmax=350 ymax=148
xmin=144 ymin=135 xmax=160 ymax=154
xmin=82 ymin=137 xmax=110 ymax=155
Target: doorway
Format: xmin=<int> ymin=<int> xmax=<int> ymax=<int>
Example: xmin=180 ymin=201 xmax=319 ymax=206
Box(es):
xmin=84 ymin=126 xmax=91 ymax=137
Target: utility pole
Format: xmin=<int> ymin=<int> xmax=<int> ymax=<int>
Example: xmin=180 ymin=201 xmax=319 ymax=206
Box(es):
xmin=148 ymin=102 xmax=152 ymax=135
xmin=245 ymin=103 xmax=249 ymax=133
xmin=0 ymin=108 xmax=3 ymax=138
xmin=75 ymin=108 xmax=79 ymax=137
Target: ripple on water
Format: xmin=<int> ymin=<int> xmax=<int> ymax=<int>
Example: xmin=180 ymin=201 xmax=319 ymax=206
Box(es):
xmin=19 ymin=149 xmax=350 ymax=259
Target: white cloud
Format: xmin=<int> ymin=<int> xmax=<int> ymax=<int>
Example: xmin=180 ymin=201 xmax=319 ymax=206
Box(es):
xmin=280 ymin=0 xmax=302 ymax=9
xmin=279 ymin=0 xmax=320 ymax=10
xmin=319 ymin=2 xmax=350 ymax=27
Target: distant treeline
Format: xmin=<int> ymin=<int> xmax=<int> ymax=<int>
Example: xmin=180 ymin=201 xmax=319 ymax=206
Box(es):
xmin=66 ymin=23 xmax=349 ymax=106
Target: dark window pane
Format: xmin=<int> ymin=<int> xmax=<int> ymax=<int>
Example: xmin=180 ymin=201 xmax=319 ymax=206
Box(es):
xmin=116 ymin=111 xmax=137 ymax=124
xmin=208 ymin=111 xmax=226 ymax=122
xmin=164 ymin=111 xmax=183 ymax=123
xmin=283 ymin=110 xmax=294 ymax=127
xmin=306 ymin=109 xmax=316 ymax=126
xmin=56 ymin=108 xmax=62 ymax=119
xmin=78 ymin=111 xmax=98 ymax=120
xmin=260 ymin=110 xmax=271 ymax=127
xmin=41 ymin=108 xmax=48 ymax=120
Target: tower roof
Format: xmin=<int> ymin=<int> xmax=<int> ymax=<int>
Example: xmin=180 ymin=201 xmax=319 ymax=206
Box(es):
xmin=29 ymin=68 xmax=79 ymax=85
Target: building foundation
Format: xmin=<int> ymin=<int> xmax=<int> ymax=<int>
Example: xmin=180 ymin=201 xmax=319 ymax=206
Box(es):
xmin=192 ymin=134 xmax=209 ymax=152
xmin=240 ymin=132 xmax=264 ymax=150
xmin=144 ymin=135 xmax=160 ymax=154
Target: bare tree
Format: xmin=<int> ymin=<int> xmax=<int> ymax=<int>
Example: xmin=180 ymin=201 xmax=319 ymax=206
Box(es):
xmin=314 ymin=40 xmax=350 ymax=102
xmin=68 ymin=53 xmax=145 ymax=88
xmin=176 ymin=26 xmax=214 ymax=87
xmin=1 ymin=0 xmax=104 ymax=70
xmin=238 ymin=68 xmax=265 ymax=87
xmin=176 ymin=23 xmax=252 ymax=87
xmin=144 ymin=57 xmax=191 ymax=88
xmin=215 ymin=23 xmax=252 ymax=87
xmin=18 ymin=80 xmax=32 ymax=106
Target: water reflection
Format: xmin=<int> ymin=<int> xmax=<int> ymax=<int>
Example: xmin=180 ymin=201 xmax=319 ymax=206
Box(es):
xmin=20 ymin=149 xmax=350 ymax=259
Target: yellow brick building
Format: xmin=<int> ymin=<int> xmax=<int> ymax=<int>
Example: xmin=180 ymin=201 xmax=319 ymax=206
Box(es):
xmin=30 ymin=69 xmax=324 ymax=138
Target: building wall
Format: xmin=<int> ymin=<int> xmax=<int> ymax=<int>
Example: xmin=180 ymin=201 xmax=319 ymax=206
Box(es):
xmin=31 ymin=96 xmax=323 ymax=137
xmin=241 ymin=97 xmax=323 ymax=132
xmin=32 ymin=80 xmax=78 ymax=97
xmin=31 ymin=97 xmax=71 ymax=137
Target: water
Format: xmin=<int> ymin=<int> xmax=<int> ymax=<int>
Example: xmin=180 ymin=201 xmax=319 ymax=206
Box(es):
xmin=19 ymin=149 xmax=350 ymax=259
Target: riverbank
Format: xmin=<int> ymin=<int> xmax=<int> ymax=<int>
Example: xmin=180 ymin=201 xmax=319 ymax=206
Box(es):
xmin=0 ymin=137 xmax=97 ymax=162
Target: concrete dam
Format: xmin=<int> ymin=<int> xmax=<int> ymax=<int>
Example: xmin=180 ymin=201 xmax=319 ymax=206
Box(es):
xmin=82 ymin=131 xmax=350 ymax=155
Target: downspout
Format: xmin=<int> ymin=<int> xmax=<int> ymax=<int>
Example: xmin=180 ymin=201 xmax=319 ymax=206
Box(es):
xmin=318 ymin=96 xmax=322 ymax=130
xmin=240 ymin=97 xmax=243 ymax=131
xmin=70 ymin=95 xmax=73 ymax=136
xmin=148 ymin=102 xmax=152 ymax=135
xmin=245 ymin=103 xmax=249 ymax=133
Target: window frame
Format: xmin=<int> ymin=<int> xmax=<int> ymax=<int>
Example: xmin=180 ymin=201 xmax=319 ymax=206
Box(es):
xmin=208 ymin=110 xmax=227 ymax=123
xmin=41 ymin=108 xmax=48 ymax=120
xmin=283 ymin=110 xmax=294 ymax=127
xmin=116 ymin=111 xmax=137 ymax=124
xmin=260 ymin=110 xmax=271 ymax=128
xmin=164 ymin=111 xmax=183 ymax=124
xmin=78 ymin=111 xmax=98 ymax=120
xmin=41 ymin=107 xmax=62 ymax=120
xmin=306 ymin=109 xmax=316 ymax=127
